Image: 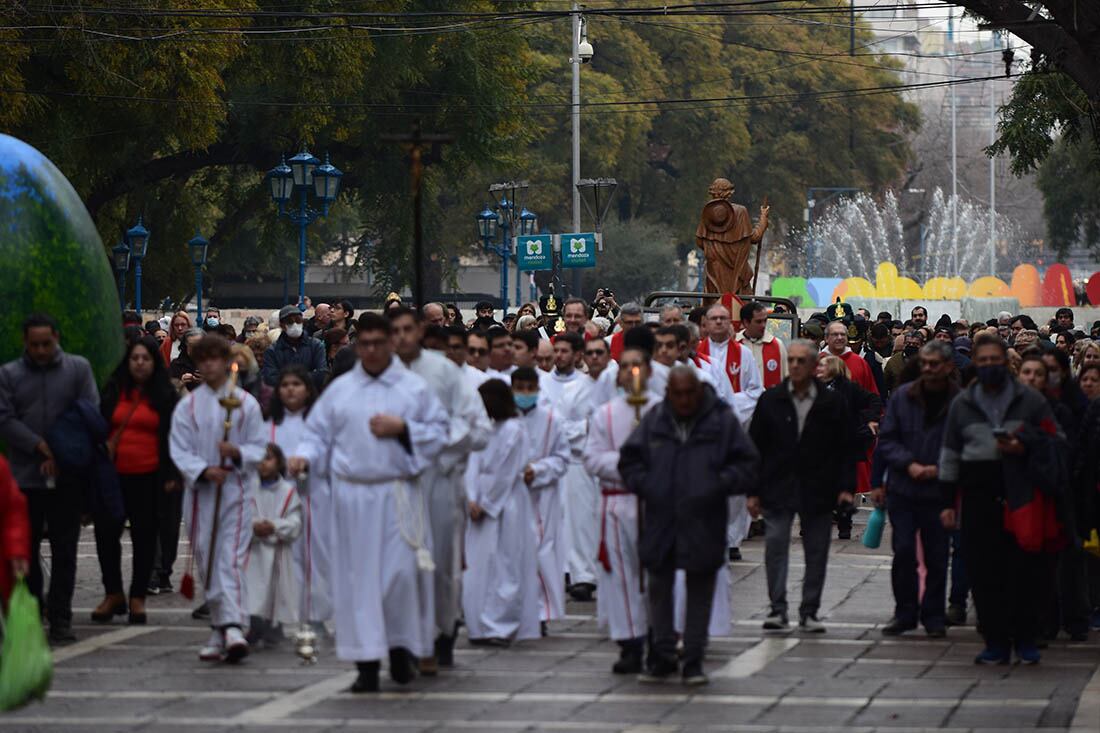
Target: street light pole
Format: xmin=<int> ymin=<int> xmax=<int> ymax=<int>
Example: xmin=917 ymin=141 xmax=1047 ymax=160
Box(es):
xmin=111 ymin=240 xmax=131 ymax=310
xmin=188 ymin=231 xmax=209 ymax=324
xmin=265 ymin=148 xmax=343 ymax=309
xmin=126 ymin=216 xmax=149 ymax=316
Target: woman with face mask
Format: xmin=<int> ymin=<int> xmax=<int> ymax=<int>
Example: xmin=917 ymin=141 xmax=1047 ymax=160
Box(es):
xmin=939 ymin=332 xmax=1069 ymax=666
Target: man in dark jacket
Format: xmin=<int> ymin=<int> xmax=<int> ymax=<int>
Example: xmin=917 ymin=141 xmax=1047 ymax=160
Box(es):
xmin=619 ymin=367 xmax=758 ymax=686
xmin=875 ymin=340 xmax=959 ymax=637
xmin=747 ymin=339 xmax=859 ymax=633
xmin=0 ymin=313 xmax=99 ymax=643
xmin=261 ymin=305 xmax=328 ymax=389
xmin=940 ymin=331 xmax=1066 ymax=665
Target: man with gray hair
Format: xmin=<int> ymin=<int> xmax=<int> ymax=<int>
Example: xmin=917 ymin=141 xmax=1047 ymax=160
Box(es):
xmin=874 ymin=340 xmax=957 ymax=637
xmin=660 ymin=303 xmax=684 ymax=326
xmin=747 ymin=339 xmax=858 ymax=633
xmin=608 ymin=302 xmax=645 ymax=361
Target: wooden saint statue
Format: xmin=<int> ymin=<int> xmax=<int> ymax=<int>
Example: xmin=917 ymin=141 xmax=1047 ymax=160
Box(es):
xmin=695 ymin=178 xmax=769 ymax=295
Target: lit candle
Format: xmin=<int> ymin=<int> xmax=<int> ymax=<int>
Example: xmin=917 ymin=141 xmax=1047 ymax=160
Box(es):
xmin=228 ymin=361 xmax=239 ymax=392
xmin=631 ymin=366 xmax=641 ymax=395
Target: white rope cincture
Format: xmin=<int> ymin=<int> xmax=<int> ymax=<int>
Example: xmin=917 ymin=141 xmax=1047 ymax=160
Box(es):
xmin=393 ymin=479 xmax=435 ymax=573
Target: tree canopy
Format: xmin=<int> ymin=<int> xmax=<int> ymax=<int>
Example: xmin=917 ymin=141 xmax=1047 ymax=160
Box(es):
xmin=0 ymin=1 xmax=918 ymax=305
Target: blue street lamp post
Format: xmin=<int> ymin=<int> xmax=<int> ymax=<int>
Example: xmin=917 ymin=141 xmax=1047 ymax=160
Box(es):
xmin=126 ymin=217 xmax=150 ymax=316
xmin=476 ymin=205 xmax=506 ymax=312
xmin=475 ymin=193 xmax=538 ymax=313
xmin=111 ymin=240 xmax=131 ymax=309
xmin=265 ymin=148 xmax=343 ymax=309
xmin=188 ymin=231 xmax=209 ymax=323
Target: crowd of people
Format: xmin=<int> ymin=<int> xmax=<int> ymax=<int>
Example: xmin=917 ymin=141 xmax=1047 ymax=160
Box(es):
xmin=1 ymin=292 xmax=1098 ymax=692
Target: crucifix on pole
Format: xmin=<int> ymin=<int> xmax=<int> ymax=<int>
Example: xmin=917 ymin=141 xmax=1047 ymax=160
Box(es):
xmin=381 ymin=121 xmax=453 ymax=308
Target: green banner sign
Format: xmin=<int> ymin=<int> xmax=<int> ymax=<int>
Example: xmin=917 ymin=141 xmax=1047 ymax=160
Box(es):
xmin=560 ymin=233 xmax=597 ymax=269
xmin=516 ymin=234 xmax=552 ymax=272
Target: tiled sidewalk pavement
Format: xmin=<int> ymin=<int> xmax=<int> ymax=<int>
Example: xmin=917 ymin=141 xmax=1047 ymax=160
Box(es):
xmin=6 ymin=514 xmax=1099 ymax=732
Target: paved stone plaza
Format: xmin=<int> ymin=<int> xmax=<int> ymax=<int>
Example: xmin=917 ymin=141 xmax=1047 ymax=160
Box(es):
xmin=5 ymin=512 xmax=1099 ymax=732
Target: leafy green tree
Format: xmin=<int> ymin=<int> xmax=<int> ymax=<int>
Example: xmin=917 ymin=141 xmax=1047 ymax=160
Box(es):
xmin=1035 ymin=134 xmax=1100 ymax=259
xmin=579 ymin=217 xmax=678 ymax=303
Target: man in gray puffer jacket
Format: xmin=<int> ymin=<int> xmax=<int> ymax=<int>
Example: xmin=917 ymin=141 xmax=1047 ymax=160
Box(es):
xmin=0 ymin=313 xmax=98 ymax=643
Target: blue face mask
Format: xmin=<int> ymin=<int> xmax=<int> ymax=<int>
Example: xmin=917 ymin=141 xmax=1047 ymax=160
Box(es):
xmin=206 ymin=317 xmax=220 ymax=328
xmin=514 ymin=393 xmax=539 ymax=411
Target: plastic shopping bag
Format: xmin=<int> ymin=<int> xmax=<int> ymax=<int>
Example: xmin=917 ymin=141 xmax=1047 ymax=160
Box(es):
xmin=0 ymin=579 xmax=53 ymax=710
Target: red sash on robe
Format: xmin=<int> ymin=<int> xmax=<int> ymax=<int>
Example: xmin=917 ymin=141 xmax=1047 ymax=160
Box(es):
xmin=760 ymin=339 xmax=782 ymax=389
xmin=610 ymin=331 xmax=624 ymax=362
xmin=697 ymin=338 xmax=742 ymax=392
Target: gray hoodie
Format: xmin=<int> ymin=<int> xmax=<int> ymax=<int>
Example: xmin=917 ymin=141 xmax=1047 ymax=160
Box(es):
xmin=0 ymin=348 xmax=99 ymax=490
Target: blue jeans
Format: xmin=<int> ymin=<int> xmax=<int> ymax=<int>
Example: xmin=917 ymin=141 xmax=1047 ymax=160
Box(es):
xmin=887 ymin=493 xmax=948 ymax=629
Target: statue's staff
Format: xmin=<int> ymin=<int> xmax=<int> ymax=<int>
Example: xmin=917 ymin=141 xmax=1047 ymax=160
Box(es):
xmin=751 ymin=196 xmax=769 ymax=295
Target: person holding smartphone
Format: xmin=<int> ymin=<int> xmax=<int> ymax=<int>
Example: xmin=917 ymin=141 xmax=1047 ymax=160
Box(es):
xmin=939 ymin=331 xmax=1068 ymax=666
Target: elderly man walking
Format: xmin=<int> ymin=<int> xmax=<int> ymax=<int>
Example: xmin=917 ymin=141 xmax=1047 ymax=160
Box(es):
xmin=747 ymin=340 xmax=859 ymax=633
xmin=619 ymin=366 xmax=758 ymax=685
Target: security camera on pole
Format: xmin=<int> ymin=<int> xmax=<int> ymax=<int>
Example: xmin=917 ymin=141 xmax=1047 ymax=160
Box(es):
xmin=570 ymin=3 xmax=593 ymax=299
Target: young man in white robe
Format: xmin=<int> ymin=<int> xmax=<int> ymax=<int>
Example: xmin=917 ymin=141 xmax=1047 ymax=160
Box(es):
xmin=245 ymin=444 xmax=302 ymax=641
xmin=462 ymin=378 xmax=540 ymax=645
xmin=543 ymin=331 xmax=600 ymax=601
xmin=289 ymin=313 xmax=448 ymax=693
xmin=265 ymin=364 xmax=331 ymax=629
xmin=584 ymin=346 xmax=662 ymax=674
xmin=390 ymin=307 xmax=490 ymax=673
xmin=540 ymin=332 xmax=584 ymax=406
xmin=170 ymin=334 xmax=267 ymax=663
xmin=510 ymin=368 xmax=570 ymax=628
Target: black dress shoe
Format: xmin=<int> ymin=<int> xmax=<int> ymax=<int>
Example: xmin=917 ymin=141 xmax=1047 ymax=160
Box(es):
xmin=612 ymin=654 xmax=643 ymax=674
xmin=48 ymin=624 xmax=77 ymax=644
xmin=925 ymin=626 xmax=947 ymax=638
xmin=568 ymin=582 xmax=595 ymax=602
xmin=191 ymin=602 xmax=211 ymax=621
xmin=945 ymin=603 xmax=967 ymax=626
xmin=435 ymin=634 xmax=455 ymax=667
xmin=881 ymin=618 xmax=916 ymax=636
xmin=351 ymin=662 xmax=380 ymax=693
xmin=728 ymin=547 xmax=743 ymax=562
xmin=389 ymin=647 xmax=415 ymax=684
xmin=638 ymin=657 xmax=678 ymax=683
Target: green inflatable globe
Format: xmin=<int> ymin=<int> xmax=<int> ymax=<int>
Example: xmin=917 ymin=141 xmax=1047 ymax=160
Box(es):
xmin=0 ymin=134 xmax=123 ymax=385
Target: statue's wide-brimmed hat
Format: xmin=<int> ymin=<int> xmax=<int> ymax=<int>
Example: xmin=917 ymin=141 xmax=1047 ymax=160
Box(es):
xmin=701 ymin=199 xmax=737 ymax=233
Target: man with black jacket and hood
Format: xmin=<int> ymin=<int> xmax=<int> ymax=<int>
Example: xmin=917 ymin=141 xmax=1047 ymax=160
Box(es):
xmin=747 ymin=339 xmax=860 ymax=634
xmin=619 ymin=366 xmax=758 ymax=686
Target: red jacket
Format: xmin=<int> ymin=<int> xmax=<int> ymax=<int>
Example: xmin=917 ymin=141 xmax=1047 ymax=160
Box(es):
xmin=0 ymin=455 xmax=30 ymax=604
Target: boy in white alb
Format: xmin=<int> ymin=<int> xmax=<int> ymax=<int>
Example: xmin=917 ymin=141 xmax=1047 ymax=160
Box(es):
xmin=510 ymin=367 xmax=571 ymax=626
xmin=170 ymin=334 xmax=267 ymax=663
xmin=245 ymin=444 xmax=302 ymax=641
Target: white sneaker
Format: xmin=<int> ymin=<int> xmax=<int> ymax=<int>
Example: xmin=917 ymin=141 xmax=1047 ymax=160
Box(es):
xmin=762 ymin=612 xmax=789 ymax=631
xmin=799 ymin=615 xmax=827 ymax=633
xmin=199 ymin=630 xmax=225 ymax=662
xmin=225 ymin=626 xmax=250 ymax=663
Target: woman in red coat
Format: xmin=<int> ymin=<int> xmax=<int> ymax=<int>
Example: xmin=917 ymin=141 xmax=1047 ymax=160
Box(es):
xmin=0 ymin=454 xmax=30 ymax=607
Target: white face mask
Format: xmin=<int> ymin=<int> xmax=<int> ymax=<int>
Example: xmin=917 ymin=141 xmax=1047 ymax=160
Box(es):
xmin=284 ymin=323 xmax=304 ymax=339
